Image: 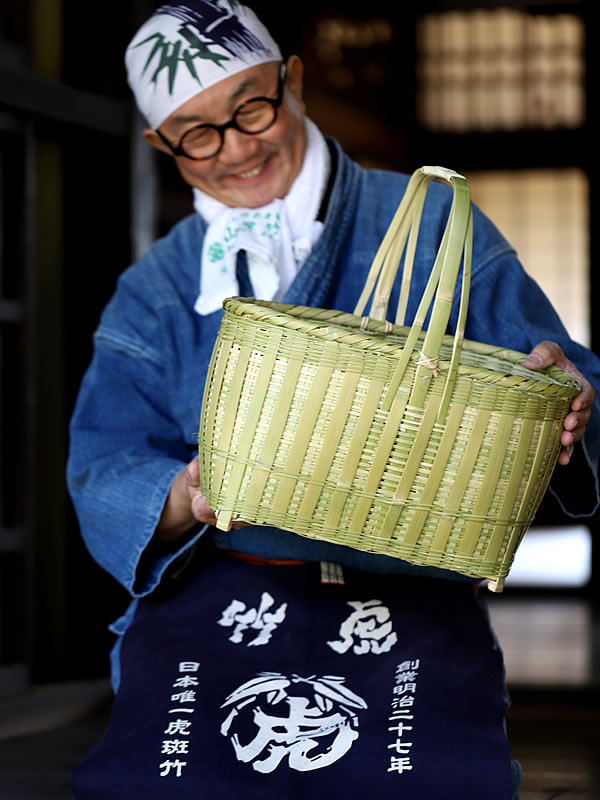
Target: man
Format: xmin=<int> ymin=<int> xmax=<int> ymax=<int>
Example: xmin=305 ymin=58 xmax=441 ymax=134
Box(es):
xmin=67 ymin=2 xmax=598 ymax=797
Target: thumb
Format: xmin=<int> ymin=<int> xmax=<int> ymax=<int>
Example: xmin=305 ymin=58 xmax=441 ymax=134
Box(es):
xmin=186 ymin=455 xmax=200 ymax=484
xmin=522 ymin=341 xmax=563 ymax=370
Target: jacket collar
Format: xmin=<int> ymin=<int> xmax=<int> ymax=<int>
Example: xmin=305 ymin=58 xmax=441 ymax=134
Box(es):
xmin=282 ymin=138 xmax=362 ymax=310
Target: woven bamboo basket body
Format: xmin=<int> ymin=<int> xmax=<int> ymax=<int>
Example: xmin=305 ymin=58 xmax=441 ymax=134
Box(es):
xmin=198 ymin=167 xmax=579 ymax=591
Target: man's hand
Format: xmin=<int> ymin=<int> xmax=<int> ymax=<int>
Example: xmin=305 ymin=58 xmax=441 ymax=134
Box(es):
xmin=185 ymin=456 xmax=218 ymax=527
xmin=155 ymin=456 xmax=246 ymax=541
xmin=523 ymin=341 xmax=594 ymax=466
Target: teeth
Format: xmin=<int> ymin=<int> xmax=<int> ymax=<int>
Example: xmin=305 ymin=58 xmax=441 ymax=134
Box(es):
xmin=238 ymin=165 xmax=262 ymax=178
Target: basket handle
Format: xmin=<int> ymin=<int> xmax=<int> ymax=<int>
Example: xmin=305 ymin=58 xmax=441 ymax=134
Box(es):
xmin=353 ymin=166 xmax=473 ymax=420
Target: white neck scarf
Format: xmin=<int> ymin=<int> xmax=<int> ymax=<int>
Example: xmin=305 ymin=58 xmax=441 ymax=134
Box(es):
xmin=193 ymin=118 xmax=330 ymax=315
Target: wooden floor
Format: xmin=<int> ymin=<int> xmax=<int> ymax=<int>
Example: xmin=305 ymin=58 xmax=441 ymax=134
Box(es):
xmin=1 ymin=593 xmax=598 ymax=799
xmin=489 ymin=593 xmax=600 ymax=800
xmin=507 ymin=695 xmax=600 ymax=800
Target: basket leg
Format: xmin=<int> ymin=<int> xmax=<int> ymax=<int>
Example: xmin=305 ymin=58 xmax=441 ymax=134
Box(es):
xmin=215 ymin=509 xmax=233 ymax=532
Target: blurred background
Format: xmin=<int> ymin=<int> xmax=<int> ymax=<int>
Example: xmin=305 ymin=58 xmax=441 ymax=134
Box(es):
xmin=0 ymin=0 xmax=598 ymax=797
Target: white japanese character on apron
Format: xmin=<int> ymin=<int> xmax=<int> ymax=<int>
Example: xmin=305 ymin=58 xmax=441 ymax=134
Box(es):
xmin=220 ymin=672 xmax=368 ymax=772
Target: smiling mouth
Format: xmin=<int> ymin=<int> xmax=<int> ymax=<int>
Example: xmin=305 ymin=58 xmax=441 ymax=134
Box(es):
xmin=237 ymin=164 xmax=263 ymax=179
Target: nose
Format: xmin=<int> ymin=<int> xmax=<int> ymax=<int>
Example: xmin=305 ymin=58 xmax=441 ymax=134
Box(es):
xmin=218 ymin=127 xmax=259 ymax=165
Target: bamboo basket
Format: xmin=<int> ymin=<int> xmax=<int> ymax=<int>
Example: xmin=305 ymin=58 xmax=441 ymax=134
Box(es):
xmin=198 ymin=166 xmax=579 ymax=591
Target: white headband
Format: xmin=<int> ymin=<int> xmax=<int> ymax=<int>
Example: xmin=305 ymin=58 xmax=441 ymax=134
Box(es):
xmin=125 ymin=1 xmax=282 ymax=129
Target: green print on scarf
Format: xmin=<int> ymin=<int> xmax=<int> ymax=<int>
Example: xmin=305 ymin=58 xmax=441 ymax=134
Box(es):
xmin=208 ymin=242 xmax=225 ymax=263
xmin=211 ymin=211 xmax=281 ymax=257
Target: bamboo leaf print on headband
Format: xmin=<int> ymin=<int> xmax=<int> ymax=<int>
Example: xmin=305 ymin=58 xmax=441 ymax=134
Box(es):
xmin=134 ymin=0 xmax=268 ymax=94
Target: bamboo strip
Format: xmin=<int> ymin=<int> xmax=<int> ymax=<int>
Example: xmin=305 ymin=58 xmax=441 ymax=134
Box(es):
xmin=457 ymin=413 xmax=515 ymax=556
xmin=297 ymin=371 xmax=362 ymax=521
xmin=323 ymin=379 xmax=387 ymax=532
xmin=212 ymin=344 xmax=252 ymax=500
xmin=242 ymin=358 xmax=306 ymax=509
xmin=483 ymin=416 xmax=536 ymax=564
xmin=438 ymin=208 xmax=472 ymax=423
xmin=396 ymin=187 xmax=429 ymax=326
xmin=353 ymin=172 xmax=429 ymax=319
xmin=401 ymin=401 xmax=466 ymax=546
xmin=270 ymin=363 xmax=335 ymax=515
xmin=485 ymin=418 xmax=559 ymax=587
xmin=511 ymin=417 xmax=558 ymax=526
xmin=409 ymin=181 xmax=471 ymax=410
xmin=377 ymin=397 xmax=442 ymax=541
xmin=199 ymin=339 xmax=230 ymax=480
xmin=429 ymin=396 xmax=494 ymax=554
xmin=213 ymin=347 xmax=279 ymax=527
xmin=347 ymin=389 xmax=412 ymax=535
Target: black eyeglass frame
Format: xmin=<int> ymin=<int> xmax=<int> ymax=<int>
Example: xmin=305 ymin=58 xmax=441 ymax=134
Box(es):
xmin=155 ymin=62 xmax=287 ymax=161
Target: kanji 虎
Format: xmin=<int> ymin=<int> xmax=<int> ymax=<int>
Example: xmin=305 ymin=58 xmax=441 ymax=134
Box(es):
xmin=164 ymin=719 xmax=192 ymax=736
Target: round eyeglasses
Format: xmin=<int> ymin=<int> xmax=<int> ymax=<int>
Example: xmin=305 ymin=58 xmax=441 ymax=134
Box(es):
xmin=156 ymin=62 xmax=287 ymax=161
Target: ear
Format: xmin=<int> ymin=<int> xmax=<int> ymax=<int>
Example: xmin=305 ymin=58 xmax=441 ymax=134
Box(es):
xmin=143 ymin=128 xmax=173 ymax=155
xmin=285 ymin=55 xmax=305 ymax=111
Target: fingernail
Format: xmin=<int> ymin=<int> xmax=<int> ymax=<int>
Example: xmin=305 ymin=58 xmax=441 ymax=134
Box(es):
xmin=524 ymin=354 xmax=542 ymax=367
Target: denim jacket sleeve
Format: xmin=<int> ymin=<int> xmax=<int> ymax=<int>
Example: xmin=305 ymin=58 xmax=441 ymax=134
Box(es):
xmin=67 ymin=220 xmax=210 ymax=597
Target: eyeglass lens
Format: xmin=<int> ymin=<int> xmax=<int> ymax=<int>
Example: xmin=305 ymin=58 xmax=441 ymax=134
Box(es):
xmin=180 ymin=99 xmax=278 ymax=160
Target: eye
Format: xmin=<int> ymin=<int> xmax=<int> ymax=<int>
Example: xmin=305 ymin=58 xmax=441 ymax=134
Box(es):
xmin=183 ymin=126 xmax=214 ymax=144
xmin=237 ymin=101 xmax=268 ymax=120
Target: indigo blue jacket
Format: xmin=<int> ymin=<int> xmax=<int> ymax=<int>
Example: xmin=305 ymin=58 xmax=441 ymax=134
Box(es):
xmin=68 ymin=140 xmax=600 ymax=642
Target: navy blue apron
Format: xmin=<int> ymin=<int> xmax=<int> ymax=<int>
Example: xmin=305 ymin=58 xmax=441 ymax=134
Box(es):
xmin=72 ymin=547 xmax=514 ymax=798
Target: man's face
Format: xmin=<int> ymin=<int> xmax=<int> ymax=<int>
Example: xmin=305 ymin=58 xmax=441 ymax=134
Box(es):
xmin=146 ymin=57 xmax=306 ymax=208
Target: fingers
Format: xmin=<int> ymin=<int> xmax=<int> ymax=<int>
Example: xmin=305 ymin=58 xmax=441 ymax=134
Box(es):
xmin=184 ymin=456 xmax=215 ymax=524
xmin=186 ymin=455 xmax=200 ymax=482
xmin=189 ymin=487 xmax=218 ymax=526
xmin=523 ymin=341 xmax=594 ymax=406
xmin=187 ymin=457 xmax=248 ymax=529
xmin=570 ymin=378 xmax=595 ymax=413
xmin=557 ymin=445 xmax=574 ymax=466
xmin=189 ymin=490 xmax=248 ymax=529
xmin=522 ymin=340 xmax=564 ymax=370
xmin=563 ymin=406 xmax=591 ymax=440
xmin=558 ymin=406 xmax=590 ymax=465
xmin=523 ymin=341 xmax=595 ymax=467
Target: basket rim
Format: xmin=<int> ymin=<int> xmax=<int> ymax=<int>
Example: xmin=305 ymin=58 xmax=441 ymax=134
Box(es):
xmin=221 ymin=297 xmax=581 ymax=394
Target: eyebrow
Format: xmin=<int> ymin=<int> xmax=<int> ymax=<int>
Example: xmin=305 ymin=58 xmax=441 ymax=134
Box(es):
xmin=171 ymin=77 xmax=261 ymax=125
